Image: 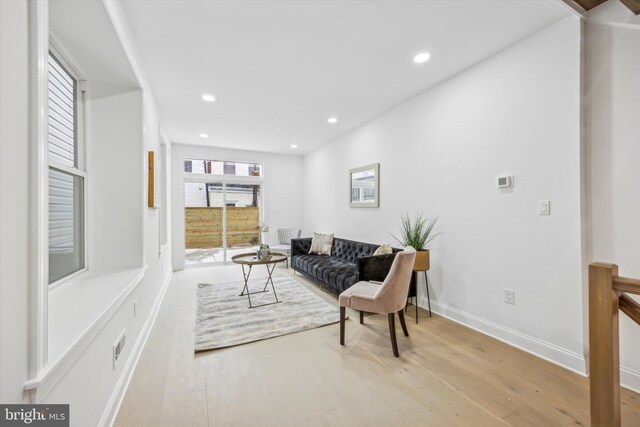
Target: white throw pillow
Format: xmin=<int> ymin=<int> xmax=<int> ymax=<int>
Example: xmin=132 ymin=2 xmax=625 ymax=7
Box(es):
xmin=373 ymin=244 xmax=393 ymax=256
xmin=309 ymin=233 xmax=334 ymax=255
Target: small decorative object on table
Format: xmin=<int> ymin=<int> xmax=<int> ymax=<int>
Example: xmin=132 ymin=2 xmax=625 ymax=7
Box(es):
xmin=257 ymin=244 xmax=271 ymax=261
xmin=260 ymin=222 xmax=270 ymax=245
xmin=391 ymin=213 xmax=439 ymax=323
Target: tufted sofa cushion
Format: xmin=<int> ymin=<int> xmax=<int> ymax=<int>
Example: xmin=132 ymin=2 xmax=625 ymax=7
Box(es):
xmin=292 ymin=255 xmax=359 ymax=291
xmin=330 ymin=238 xmax=377 ymax=263
xmin=291 ymin=237 xmax=399 ymax=294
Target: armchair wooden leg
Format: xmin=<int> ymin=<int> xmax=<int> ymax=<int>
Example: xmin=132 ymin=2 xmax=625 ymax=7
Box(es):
xmin=340 ymin=307 xmax=346 ymax=345
xmin=388 ymin=313 xmax=399 ymax=357
xmin=359 ymin=311 xmax=364 ymax=324
xmin=398 ymin=310 xmax=409 ymax=337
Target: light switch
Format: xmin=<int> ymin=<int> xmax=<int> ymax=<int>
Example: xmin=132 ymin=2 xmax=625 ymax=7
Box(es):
xmin=538 ymin=200 xmax=550 ymax=215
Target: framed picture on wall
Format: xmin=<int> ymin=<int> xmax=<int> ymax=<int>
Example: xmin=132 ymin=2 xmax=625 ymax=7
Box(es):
xmin=148 ymin=150 xmax=161 ymax=209
xmin=349 ymin=163 xmax=379 ymax=208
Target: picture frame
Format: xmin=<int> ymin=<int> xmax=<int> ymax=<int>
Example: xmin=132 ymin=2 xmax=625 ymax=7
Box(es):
xmin=349 ymin=163 xmax=380 ymax=208
xmin=148 ymin=150 xmax=161 ymax=208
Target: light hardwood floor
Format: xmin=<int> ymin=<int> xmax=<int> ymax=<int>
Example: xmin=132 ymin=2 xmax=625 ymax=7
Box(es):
xmin=114 ymin=265 xmax=640 ymax=426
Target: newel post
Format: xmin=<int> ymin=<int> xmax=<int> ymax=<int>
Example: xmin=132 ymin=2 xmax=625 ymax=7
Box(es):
xmin=588 ymin=262 xmax=621 ymax=427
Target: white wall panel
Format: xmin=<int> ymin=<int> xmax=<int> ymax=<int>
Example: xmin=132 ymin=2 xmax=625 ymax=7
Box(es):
xmin=304 ymin=17 xmax=586 ymax=374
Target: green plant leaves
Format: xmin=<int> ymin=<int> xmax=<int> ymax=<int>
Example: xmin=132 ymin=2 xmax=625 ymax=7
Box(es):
xmin=390 ymin=213 xmax=439 ymax=250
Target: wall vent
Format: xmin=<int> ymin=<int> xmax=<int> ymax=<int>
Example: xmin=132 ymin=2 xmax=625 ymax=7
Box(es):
xmin=113 ymin=329 xmax=126 ymax=369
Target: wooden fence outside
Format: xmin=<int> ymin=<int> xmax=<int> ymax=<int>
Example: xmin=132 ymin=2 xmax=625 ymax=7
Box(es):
xmin=185 ymin=207 xmax=260 ymax=249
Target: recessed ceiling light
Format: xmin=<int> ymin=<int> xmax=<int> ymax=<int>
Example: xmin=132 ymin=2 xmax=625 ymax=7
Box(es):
xmin=199 ymin=133 xmax=209 ymax=138
xmin=202 ymin=94 xmax=216 ymax=102
xmin=327 ymin=117 xmax=338 ymax=124
xmin=413 ymin=52 xmax=431 ymax=64
xmin=290 ymin=144 xmax=298 ymax=149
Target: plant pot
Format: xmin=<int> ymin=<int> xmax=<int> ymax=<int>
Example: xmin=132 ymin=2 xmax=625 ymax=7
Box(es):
xmin=413 ymin=249 xmax=430 ymax=272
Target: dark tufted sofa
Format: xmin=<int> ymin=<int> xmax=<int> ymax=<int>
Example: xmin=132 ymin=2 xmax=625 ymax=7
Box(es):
xmin=291 ymin=237 xmax=400 ymax=294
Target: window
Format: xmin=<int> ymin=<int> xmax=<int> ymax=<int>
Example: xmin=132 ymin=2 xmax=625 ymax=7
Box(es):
xmin=48 ymin=52 xmax=86 ymax=284
xmin=184 ymin=159 xmax=262 ymax=177
xmin=223 ymin=162 xmax=236 ymax=175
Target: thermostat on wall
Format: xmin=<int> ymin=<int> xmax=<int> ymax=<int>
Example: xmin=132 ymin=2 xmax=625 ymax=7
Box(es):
xmin=497 ymin=175 xmax=513 ymax=188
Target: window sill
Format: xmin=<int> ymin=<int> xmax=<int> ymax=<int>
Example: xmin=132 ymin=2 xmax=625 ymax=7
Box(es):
xmin=25 ymin=266 xmax=147 ymax=398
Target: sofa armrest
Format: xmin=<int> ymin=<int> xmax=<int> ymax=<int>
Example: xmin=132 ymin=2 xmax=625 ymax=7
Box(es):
xmin=291 ymin=237 xmax=312 ymax=258
xmin=357 ymin=252 xmax=397 ymax=283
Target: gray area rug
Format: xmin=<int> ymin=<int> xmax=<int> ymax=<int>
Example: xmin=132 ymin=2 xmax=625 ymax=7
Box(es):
xmin=195 ymin=275 xmax=341 ymax=351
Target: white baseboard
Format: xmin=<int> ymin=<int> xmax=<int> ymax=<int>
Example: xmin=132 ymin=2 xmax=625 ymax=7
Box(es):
xmin=419 ymin=296 xmax=640 ymax=393
xmin=420 ymin=296 xmax=586 ymax=375
xmin=99 ymin=270 xmax=173 ymax=427
xmin=621 ymin=366 xmax=640 ymax=394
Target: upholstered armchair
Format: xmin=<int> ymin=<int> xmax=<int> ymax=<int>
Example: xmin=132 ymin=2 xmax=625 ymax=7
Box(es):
xmin=270 ymin=228 xmax=301 ymax=268
xmin=338 ymin=247 xmax=416 ymax=357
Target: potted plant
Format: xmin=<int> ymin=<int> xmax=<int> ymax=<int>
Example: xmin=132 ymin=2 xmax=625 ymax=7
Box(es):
xmin=391 ymin=213 xmax=438 ymax=271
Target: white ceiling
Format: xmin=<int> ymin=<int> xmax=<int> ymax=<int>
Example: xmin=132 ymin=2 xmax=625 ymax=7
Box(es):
xmin=120 ymin=0 xmax=572 ymax=155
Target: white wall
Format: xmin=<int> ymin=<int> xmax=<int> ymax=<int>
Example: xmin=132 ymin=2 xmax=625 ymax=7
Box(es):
xmin=87 ymin=87 xmax=144 ymax=271
xmin=0 ymin=0 xmax=30 ymax=404
xmin=304 ymin=18 xmax=586 ymax=372
xmin=43 ymin=0 xmax=175 ymax=423
xmin=171 ymin=144 xmax=304 ymax=269
xmin=586 ymin=0 xmax=640 ymax=391
xmin=0 ymin=1 xmax=174 ymax=425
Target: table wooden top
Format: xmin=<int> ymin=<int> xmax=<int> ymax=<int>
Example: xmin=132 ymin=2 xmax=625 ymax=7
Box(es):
xmin=231 ymin=252 xmax=288 ymax=265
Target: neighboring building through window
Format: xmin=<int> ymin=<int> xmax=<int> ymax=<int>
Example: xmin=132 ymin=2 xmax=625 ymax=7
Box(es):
xmin=184 ymin=183 xmax=260 ymax=208
xmin=223 ymin=162 xmax=236 ymax=175
xmin=183 ymin=159 xmax=262 ymax=177
xmin=48 ymin=52 xmax=86 ymax=284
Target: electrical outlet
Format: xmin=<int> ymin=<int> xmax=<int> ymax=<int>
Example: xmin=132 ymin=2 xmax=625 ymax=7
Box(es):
xmin=134 ymin=299 xmax=138 ymax=317
xmin=504 ymin=289 xmax=515 ymax=305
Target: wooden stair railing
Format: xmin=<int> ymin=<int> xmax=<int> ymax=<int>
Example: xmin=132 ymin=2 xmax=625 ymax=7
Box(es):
xmin=589 ymin=263 xmax=640 ymax=427
xmin=569 ymin=0 xmax=640 ymax=15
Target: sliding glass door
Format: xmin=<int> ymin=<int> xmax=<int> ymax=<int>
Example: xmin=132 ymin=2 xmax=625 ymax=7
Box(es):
xmin=225 ymin=183 xmax=261 ymax=259
xmin=184 ymin=181 xmax=261 ymax=265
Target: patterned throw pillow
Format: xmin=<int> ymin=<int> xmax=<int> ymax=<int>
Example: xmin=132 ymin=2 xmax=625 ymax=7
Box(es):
xmin=373 ymin=244 xmax=393 ymax=255
xmin=309 ymin=233 xmax=334 ymax=255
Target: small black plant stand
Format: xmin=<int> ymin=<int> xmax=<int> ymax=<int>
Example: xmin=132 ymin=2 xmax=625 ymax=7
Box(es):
xmin=406 ymin=270 xmax=432 ymax=323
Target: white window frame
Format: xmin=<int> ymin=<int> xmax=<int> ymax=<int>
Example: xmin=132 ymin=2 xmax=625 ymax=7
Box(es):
xmin=47 ymin=40 xmax=88 ymax=288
